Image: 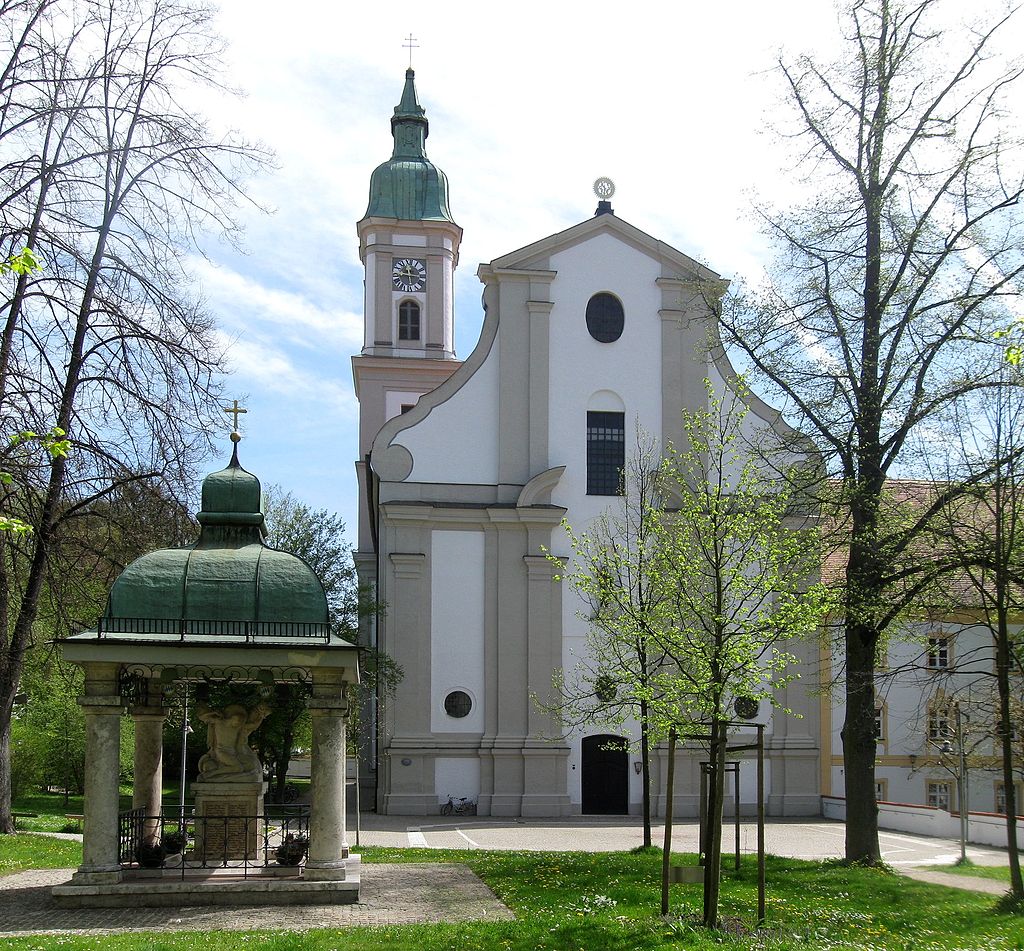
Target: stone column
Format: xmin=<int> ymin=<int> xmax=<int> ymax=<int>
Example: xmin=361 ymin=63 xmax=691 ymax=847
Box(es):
xmin=72 ymin=662 xmax=123 ymax=884
xmin=131 ymin=694 xmax=165 ymax=845
xmin=304 ymin=669 xmax=350 ymax=881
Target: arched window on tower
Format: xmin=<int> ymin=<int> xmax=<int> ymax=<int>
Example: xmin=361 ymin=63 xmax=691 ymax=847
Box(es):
xmin=398 ymin=300 xmax=421 ymax=341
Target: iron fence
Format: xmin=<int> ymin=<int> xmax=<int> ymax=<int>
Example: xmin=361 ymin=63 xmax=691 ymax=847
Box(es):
xmin=118 ymin=806 xmax=310 ymax=878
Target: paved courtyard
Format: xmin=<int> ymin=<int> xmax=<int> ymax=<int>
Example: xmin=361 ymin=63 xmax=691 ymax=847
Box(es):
xmin=0 ymin=817 xmax=1012 ymax=937
xmin=354 ymin=814 xmax=1010 ymax=867
xmin=0 ymin=863 xmax=513 ymax=936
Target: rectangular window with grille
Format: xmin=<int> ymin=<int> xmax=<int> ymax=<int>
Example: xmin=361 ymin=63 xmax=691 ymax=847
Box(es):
xmin=996 ymin=781 xmax=1023 ymax=816
xmin=929 ymin=710 xmax=950 ymax=741
xmin=927 ymin=781 xmax=951 ymax=810
xmin=586 ymin=411 xmax=625 ymax=496
xmin=927 ymin=636 xmax=949 ymax=669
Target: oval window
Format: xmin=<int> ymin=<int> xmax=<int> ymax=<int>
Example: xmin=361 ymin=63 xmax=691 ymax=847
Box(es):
xmin=586 ymin=292 xmax=624 ymax=343
xmin=444 ymin=690 xmax=472 ymax=718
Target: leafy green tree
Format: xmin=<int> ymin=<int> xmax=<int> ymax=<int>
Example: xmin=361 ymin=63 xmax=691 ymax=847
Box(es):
xmin=556 ymin=383 xmax=828 ymax=928
xmin=263 ymin=486 xmax=360 ymax=630
xmin=551 ymin=432 xmax=676 ymax=850
xmin=720 ymin=0 xmax=1024 ymax=862
xmin=644 ymin=383 xmax=828 ymax=927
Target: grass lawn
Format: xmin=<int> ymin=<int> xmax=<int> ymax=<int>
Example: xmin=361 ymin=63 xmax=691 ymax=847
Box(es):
xmin=937 ymin=861 xmax=1015 ymax=884
xmin=10 ymin=789 xmax=138 ymax=834
xmin=0 ymin=841 xmax=1022 ymax=950
xmin=0 ymin=832 xmax=82 ymax=874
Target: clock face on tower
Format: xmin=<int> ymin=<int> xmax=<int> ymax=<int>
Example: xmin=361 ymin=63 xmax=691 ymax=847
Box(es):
xmin=392 ymin=258 xmax=427 ymax=292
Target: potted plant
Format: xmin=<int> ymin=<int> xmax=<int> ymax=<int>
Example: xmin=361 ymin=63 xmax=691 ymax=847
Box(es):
xmin=135 ymin=841 xmax=167 ymax=868
xmin=274 ymin=833 xmax=309 ymax=866
xmin=162 ymin=830 xmax=188 ymax=855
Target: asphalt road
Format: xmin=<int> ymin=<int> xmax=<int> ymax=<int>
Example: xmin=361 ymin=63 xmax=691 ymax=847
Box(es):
xmin=353 ymin=814 xmax=1010 ymax=867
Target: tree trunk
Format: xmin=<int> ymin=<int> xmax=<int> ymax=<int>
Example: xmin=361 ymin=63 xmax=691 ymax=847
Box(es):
xmin=660 ymin=727 xmax=677 ymax=917
xmin=842 ymin=616 xmax=880 ymax=863
xmin=703 ymin=720 xmax=727 ymax=928
xmin=996 ymin=607 xmax=1023 ymax=899
xmin=0 ymin=714 xmax=12 ymax=834
xmin=640 ymin=700 xmax=652 ymax=848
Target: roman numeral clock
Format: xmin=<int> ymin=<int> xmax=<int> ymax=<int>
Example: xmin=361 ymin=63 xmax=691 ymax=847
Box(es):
xmin=392 ymin=257 xmax=426 ymax=292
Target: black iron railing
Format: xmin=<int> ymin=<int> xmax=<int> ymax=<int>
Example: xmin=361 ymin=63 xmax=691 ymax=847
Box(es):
xmin=94 ymin=617 xmax=339 ymax=643
xmin=118 ymin=806 xmax=310 ymax=878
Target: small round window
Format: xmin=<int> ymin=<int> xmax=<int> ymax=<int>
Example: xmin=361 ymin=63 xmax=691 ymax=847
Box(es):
xmin=586 ymin=292 xmax=624 ymax=343
xmin=444 ymin=690 xmax=473 ymax=718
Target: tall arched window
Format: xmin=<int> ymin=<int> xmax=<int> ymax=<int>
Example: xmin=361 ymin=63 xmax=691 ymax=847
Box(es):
xmin=398 ymin=300 xmax=421 ymax=341
xmin=586 ymin=411 xmax=625 ymax=495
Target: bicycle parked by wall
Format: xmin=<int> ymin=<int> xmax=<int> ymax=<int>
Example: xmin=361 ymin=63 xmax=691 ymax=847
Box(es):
xmin=440 ymin=796 xmax=477 ymax=816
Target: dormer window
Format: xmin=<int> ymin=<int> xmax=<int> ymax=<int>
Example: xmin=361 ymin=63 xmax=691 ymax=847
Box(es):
xmin=398 ymin=300 xmax=421 ymax=341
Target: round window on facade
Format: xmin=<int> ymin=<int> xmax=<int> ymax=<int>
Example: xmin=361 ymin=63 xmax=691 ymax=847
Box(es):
xmin=586 ymin=292 xmax=624 ymax=343
xmin=444 ymin=690 xmax=473 ymax=718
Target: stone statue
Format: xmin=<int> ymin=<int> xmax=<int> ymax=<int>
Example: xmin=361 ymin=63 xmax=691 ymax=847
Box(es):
xmin=196 ymin=701 xmax=271 ymax=783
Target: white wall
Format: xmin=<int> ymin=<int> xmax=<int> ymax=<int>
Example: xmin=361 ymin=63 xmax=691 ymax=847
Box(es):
xmin=395 ymin=329 xmax=500 ymax=484
xmin=430 ymin=530 xmax=485 ymax=734
xmin=547 ymin=233 xmax=663 ymax=649
xmin=823 ymin=796 xmax=1024 ymax=850
xmin=435 ymin=756 xmax=480 ymax=805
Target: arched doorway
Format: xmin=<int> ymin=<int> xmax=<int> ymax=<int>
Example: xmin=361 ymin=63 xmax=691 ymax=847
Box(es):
xmin=581 ymin=734 xmax=628 ymax=814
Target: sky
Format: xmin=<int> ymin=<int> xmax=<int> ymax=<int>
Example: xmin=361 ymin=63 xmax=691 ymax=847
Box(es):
xmin=188 ymin=0 xmax=1024 ymax=541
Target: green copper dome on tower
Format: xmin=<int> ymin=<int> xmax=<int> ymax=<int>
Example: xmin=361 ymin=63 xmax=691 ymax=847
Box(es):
xmin=103 ymin=444 xmax=330 ymax=626
xmin=363 ymin=69 xmax=455 ymax=222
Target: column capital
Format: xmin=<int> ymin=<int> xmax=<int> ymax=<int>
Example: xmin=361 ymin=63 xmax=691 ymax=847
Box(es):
xmin=308 ymin=698 xmax=350 ymax=714
xmin=79 ymin=695 xmax=122 ymax=712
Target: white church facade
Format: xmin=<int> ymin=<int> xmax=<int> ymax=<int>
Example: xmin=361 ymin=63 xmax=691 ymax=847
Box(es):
xmin=351 ymin=69 xmax=823 ymax=818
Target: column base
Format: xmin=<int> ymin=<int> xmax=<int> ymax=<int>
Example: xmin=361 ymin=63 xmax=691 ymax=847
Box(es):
xmin=304 ymin=853 xmax=360 ymax=883
xmin=70 ymin=868 xmax=121 ymax=885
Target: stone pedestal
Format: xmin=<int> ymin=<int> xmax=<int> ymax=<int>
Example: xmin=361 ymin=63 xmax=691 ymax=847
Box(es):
xmin=192 ymin=780 xmax=267 ymax=863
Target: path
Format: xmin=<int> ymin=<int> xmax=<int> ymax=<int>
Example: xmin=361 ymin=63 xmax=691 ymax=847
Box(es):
xmin=0 ymin=864 xmax=512 ymax=936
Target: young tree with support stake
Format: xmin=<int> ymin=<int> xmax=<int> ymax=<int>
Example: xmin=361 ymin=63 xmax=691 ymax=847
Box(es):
xmin=553 ymin=382 xmax=827 ymax=929
xmin=642 ymin=382 xmax=828 ymax=928
xmin=720 ymin=0 xmax=1024 ymax=863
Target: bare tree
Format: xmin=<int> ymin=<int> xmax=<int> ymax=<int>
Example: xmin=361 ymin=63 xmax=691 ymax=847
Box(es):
xmin=721 ymin=0 xmax=1024 ymax=862
xmin=929 ymin=379 xmax=1024 ymax=899
xmin=0 ymin=0 xmax=270 ymax=834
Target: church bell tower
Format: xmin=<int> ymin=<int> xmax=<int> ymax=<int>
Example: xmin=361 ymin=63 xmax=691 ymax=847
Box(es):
xmin=352 ymin=69 xmax=463 ymax=565
xmin=356 ymin=68 xmax=462 ymax=361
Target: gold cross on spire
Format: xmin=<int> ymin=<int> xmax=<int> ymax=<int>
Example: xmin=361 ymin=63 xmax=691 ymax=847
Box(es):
xmin=223 ymin=399 xmax=247 ymax=433
xmin=403 ymin=33 xmax=419 ymax=69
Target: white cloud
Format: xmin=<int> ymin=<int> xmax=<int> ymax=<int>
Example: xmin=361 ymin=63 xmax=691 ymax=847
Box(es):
xmin=170 ymin=0 xmax=1024 ymax=532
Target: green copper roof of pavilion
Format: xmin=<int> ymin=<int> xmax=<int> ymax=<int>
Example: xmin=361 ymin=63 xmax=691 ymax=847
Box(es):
xmin=102 ymin=445 xmax=329 ymax=626
xmin=363 ymin=69 xmax=455 ymax=222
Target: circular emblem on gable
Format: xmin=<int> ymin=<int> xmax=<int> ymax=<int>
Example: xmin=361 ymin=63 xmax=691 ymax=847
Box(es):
xmin=593 ymin=176 xmax=615 ymax=200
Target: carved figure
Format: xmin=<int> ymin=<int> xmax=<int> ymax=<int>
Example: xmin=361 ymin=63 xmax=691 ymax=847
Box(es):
xmin=196 ymin=702 xmax=271 ymax=782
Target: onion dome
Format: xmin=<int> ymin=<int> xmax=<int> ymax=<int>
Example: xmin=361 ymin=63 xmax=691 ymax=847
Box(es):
xmin=363 ymin=69 xmax=455 ymax=222
xmin=104 ymin=446 xmax=329 ymax=625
